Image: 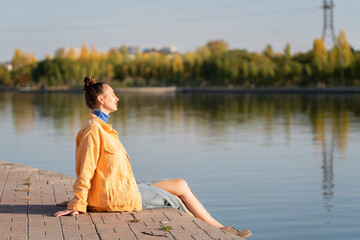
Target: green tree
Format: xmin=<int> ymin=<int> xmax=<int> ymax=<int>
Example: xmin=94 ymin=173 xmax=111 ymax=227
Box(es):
xmin=0 ymin=66 xmax=11 ymax=85
xmin=54 ymin=48 xmax=65 ymax=59
xmin=171 ymin=53 xmax=184 ymax=85
xmin=284 ymin=43 xmax=291 ymax=60
xmin=120 ymin=45 xmax=129 ymax=59
xmin=263 ymin=44 xmax=274 ymax=58
xmin=107 ymin=48 xmax=124 ymax=65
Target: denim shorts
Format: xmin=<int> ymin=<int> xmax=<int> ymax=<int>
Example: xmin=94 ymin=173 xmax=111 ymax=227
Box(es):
xmin=136 ymin=179 xmax=186 ymax=213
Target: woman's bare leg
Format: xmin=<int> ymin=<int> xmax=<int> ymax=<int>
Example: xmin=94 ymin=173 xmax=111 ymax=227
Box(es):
xmin=173 ymin=195 xmax=194 ymax=217
xmin=152 ymin=179 xmax=224 ymax=228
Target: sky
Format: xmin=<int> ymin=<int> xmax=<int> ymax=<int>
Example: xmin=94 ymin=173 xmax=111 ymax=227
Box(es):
xmin=1 ymin=0 xmax=359 ymax=62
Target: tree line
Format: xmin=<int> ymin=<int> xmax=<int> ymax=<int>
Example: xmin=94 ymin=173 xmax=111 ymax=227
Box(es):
xmin=0 ymin=30 xmax=359 ymax=88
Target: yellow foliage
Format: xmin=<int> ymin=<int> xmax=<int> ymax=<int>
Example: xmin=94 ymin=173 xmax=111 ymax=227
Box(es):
xmin=105 ymin=63 xmax=114 ymax=81
xmin=184 ymin=51 xmax=196 ymax=65
xmin=196 ymin=45 xmax=211 ymax=60
xmin=78 ymin=43 xmax=90 ymax=63
xmin=312 ymin=39 xmax=328 ymax=64
xmin=171 ymin=53 xmax=184 ymax=73
xmin=12 ymin=49 xmax=25 ymax=68
xmin=331 ymin=30 xmax=353 ymax=68
xmin=99 ymin=52 xmax=107 ymax=60
xmin=66 ymin=48 xmax=77 ymax=60
xmin=24 ymin=53 xmax=36 ymax=65
xmin=90 ymin=45 xmax=100 ymax=61
xmin=12 ymin=48 xmax=36 ymax=68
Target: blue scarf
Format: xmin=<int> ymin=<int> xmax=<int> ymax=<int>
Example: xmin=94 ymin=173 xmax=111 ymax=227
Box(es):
xmin=92 ymin=109 xmax=110 ymax=123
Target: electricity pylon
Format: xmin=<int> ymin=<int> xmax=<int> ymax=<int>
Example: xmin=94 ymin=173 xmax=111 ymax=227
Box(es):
xmin=322 ymin=0 xmax=335 ymax=46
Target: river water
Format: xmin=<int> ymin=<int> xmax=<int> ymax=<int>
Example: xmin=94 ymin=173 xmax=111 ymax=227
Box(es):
xmin=0 ymin=92 xmax=359 ymax=240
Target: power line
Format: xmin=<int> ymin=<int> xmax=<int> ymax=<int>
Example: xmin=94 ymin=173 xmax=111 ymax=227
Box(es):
xmin=0 ymin=6 xmax=316 ymax=34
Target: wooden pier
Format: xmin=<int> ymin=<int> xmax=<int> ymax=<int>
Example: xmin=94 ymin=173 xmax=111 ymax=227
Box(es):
xmin=0 ymin=161 xmax=245 ymax=240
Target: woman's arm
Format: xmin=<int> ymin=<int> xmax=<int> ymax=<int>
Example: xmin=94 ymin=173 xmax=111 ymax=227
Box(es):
xmin=53 ymin=125 xmax=101 ymax=216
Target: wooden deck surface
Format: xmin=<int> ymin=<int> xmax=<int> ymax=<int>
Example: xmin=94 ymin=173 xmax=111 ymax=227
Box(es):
xmin=0 ymin=161 xmax=245 ymax=240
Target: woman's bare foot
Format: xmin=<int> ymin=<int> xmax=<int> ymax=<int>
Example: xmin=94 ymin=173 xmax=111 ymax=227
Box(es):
xmin=221 ymin=226 xmax=252 ymax=238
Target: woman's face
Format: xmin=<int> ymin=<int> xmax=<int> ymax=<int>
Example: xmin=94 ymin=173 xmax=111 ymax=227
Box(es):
xmin=98 ymin=84 xmax=119 ymax=114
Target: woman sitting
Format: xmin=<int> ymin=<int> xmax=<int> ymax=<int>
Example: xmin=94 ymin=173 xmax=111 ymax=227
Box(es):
xmin=53 ymin=76 xmax=252 ymax=238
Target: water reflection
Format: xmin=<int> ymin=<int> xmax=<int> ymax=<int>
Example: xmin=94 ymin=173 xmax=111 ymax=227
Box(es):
xmin=2 ymin=92 xmax=89 ymax=136
xmin=4 ymin=92 xmax=360 ymax=148
xmin=2 ymin=91 xmax=360 ymax=239
xmin=2 ymin=92 xmax=360 ymax=213
xmin=322 ymin=135 xmax=334 ymax=213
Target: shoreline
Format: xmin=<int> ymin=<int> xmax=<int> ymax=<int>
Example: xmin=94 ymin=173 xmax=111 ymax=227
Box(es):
xmin=1 ymin=86 xmax=360 ymax=94
xmin=178 ymin=87 xmax=360 ymax=94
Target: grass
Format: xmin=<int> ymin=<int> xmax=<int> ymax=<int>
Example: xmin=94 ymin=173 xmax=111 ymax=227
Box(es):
xmin=159 ymin=223 xmax=173 ymax=232
xmin=130 ymin=213 xmax=140 ymax=223
xmin=23 ymin=177 xmax=32 ymax=186
xmin=23 ymin=177 xmax=32 ymax=203
xmin=19 ymin=187 xmax=32 ymax=192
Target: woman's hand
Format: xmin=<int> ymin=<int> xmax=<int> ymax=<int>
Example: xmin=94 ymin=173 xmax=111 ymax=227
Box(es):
xmin=56 ymin=200 xmax=69 ymax=207
xmin=53 ymin=209 xmax=81 ymax=217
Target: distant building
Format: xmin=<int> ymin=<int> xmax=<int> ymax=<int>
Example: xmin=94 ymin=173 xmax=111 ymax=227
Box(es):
xmin=143 ymin=47 xmax=159 ymax=54
xmin=159 ymin=46 xmax=177 ymax=54
xmin=0 ymin=61 xmax=13 ymax=71
xmin=142 ymin=45 xmax=177 ymax=55
xmin=127 ymin=46 xmax=140 ymax=55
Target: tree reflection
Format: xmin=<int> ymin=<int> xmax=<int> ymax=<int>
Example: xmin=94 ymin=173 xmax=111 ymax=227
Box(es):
xmin=7 ymin=92 xmax=360 ymax=212
xmin=10 ymin=92 xmax=88 ymax=137
xmin=9 ymin=92 xmax=359 ymax=147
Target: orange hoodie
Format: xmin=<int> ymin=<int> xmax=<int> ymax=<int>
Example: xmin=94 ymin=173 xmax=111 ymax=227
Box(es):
xmin=67 ymin=113 xmax=142 ymax=213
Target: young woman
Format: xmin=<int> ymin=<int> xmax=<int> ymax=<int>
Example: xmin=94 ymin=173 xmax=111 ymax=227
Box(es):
xmin=53 ymin=76 xmax=252 ymax=238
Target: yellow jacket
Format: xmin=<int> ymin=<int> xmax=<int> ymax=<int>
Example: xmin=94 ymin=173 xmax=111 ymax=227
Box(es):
xmin=67 ymin=113 xmax=142 ymax=213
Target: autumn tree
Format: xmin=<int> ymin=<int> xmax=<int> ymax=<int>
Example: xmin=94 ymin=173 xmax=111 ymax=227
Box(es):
xmin=66 ymin=47 xmax=78 ymax=61
xmin=0 ymin=66 xmax=11 ymax=85
xmin=284 ymin=43 xmax=291 ymax=60
xmin=54 ymin=48 xmax=66 ymax=59
xmin=78 ymin=43 xmax=90 ymax=63
xmin=12 ymin=49 xmax=26 ymax=69
xmin=6 ymin=30 xmax=360 ymax=88
xmin=11 ymin=48 xmax=37 ymax=86
xmin=311 ymin=38 xmax=330 ymax=85
xmin=263 ymin=44 xmax=274 ymax=58
xmin=206 ymin=40 xmax=228 ymax=56
xmin=171 ymin=53 xmax=184 ymax=85
xmin=330 ymin=30 xmax=354 ymax=85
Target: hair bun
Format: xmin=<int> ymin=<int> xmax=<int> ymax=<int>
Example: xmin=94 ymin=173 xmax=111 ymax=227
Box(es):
xmin=83 ymin=76 xmax=97 ymax=90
